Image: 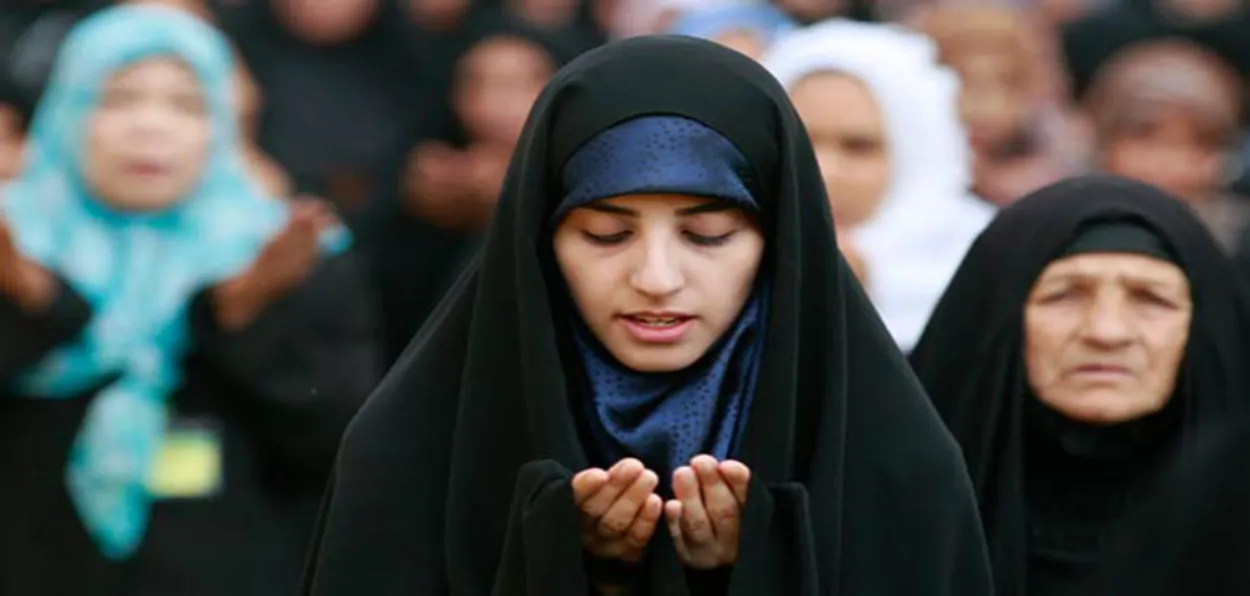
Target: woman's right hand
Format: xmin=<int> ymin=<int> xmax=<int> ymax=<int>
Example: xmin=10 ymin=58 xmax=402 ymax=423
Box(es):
xmin=572 ymin=458 xmax=663 ymax=563
xmin=0 ymin=217 xmax=55 ymax=311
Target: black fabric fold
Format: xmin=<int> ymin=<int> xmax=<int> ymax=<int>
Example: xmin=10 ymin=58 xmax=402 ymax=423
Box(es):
xmin=303 ymin=35 xmax=991 ymax=595
xmin=0 ymin=278 xmax=92 ymax=384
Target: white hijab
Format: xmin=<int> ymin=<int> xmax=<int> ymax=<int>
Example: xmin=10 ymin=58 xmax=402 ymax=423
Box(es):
xmin=764 ymin=19 xmax=995 ymax=352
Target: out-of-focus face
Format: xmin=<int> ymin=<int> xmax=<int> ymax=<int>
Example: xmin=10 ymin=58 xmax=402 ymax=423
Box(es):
xmin=273 ymin=0 xmax=379 ymax=44
xmin=82 ymin=57 xmax=211 ymax=212
xmin=454 ymin=36 xmax=555 ymax=148
xmin=1100 ymin=105 xmax=1225 ymax=204
xmin=231 ymin=59 xmax=261 ymax=137
xmin=772 ymin=0 xmax=844 ymax=23
xmin=553 ymin=194 xmax=765 ymax=373
xmin=0 ymin=104 xmax=24 ymax=182
xmin=711 ymin=29 xmax=767 ymax=61
xmin=1025 ymin=252 xmax=1192 ymax=425
xmin=954 ymin=49 xmax=1031 ymax=152
xmin=788 ymin=71 xmax=891 ymax=227
xmin=507 ymin=0 xmax=578 ymax=28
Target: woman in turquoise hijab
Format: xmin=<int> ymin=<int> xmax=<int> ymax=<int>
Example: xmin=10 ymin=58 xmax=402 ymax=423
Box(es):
xmin=0 ymin=5 xmax=381 ymax=595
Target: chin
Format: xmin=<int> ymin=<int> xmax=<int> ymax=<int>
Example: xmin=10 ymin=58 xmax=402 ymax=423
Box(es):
xmin=608 ymin=345 xmax=704 ymax=374
xmin=1052 ymin=388 xmax=1151 ymax=425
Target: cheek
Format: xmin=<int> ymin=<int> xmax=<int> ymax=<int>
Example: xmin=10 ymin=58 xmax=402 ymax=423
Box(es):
xmin=1024 ymin=313 xmax=1067 ymax=384
xmin=554 ymin=238 xmax=614 ymax=314
xmin=1145 ymin=318 xmax=1190 ymax=372
xmin=82 ymin=113 xmax=124 ymax=184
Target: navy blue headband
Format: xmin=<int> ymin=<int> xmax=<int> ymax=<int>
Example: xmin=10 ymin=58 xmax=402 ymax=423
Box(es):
xmin=555 ymin=115 xmax=758 ymax=221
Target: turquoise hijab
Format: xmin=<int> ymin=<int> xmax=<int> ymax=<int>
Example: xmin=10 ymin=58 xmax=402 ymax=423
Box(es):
xmin=0 ymin=5 xmax=348 ymax=560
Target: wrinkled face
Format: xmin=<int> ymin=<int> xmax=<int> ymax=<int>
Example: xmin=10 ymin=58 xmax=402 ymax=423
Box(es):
xmin=788 ymin=72 xmax=891 ymax=227
xmin=553 ymin=194 xmax=765 ymax=373
xmin=1100 ymin=105 xmax=1226 ymax=203
xmin=82 ymin=57 xmax=211 ymax=213
xmin=0 ymin=104 xmax=23 ymax=182
xmin=1025 ymin=252 xmax=1192 ymax=425
xmin=455 ymin=36 xmax=555 ymax=148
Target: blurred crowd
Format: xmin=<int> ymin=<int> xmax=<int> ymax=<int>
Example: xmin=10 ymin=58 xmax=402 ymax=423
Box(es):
xmin=5 ymin=0 xmax=1250 ymax=357
xmin=2 ymin=0 xmax=1250 ymax=593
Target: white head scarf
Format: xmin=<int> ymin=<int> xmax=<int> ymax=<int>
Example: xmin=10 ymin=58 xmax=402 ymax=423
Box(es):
xmin=764 ymin=19 xmax=996 ymax=352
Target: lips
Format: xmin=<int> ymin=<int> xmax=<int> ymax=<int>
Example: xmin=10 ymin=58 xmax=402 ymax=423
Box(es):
xmin=618 ymin=313 xmax=695 ymax=344
xmin=126 ymin=160 xmax=168 ymax=176
xmin=627 ymin=314 xmax=690 ymax=327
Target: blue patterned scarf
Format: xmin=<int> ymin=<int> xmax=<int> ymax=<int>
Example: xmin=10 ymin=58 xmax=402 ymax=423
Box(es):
xmin=1 ymin=5 xmax=349 ymax=560
xmin=557 ymin=115 xmax=767 ymax=484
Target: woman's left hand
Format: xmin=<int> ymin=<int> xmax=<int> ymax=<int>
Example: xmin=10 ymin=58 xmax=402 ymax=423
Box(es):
xmin=665 ymin=455 xmax=750 ymax=569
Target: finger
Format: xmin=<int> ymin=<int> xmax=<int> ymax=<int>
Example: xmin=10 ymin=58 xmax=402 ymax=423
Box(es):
xmin=673 ymin=465 xmax=714 ymax=545
xmin=719 ymin=460 xmax=751 ymax=505
xmin=597 ymin=469 xmax=658 ymax=538
xmin=623 ymin=494 xmax=663 ymax=551
xmin=693 ymin=456 xmax=738 ymax=541
xmin=664 ymin=499 xmax=692 ymax=563
xmin=571 ymin=468 xmax=608 ymax=506
xmin=580 ymin=459 xmax=643 ymax=518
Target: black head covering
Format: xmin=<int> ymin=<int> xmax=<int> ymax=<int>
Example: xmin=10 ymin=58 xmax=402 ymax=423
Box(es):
xmin=908 ymin=174 xmax=1250 ymax=596
xmin=304 ymin=35 xmax=992 ymax=595
xmin=1080 ymin=415 xmax=1250 ymax=596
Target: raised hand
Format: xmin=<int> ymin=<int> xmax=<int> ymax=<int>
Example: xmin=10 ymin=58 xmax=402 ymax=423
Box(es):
xmin=210 ymin=199 xmax=333 ymax=330
xmin=572 ymin=458 xmax=664 ymax=564
xmin=0 ymin=216 xmax=54 ymax=310
xmin=665 ymin=455 xmax=750 ymax=569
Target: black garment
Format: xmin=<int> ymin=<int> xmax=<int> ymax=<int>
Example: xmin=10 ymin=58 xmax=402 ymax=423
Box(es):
xmin=0 ymin=253 xmax=381 ymax=596
xmin=304 ymin=35 xmax=991 ymax=595
xmin=1080 ymin=415 xmax=1250 ymax=596
xmin=909 ymin=175 xmax=1250 ymax=596
xmin=370 ymin=11 xmax=580 ymax=363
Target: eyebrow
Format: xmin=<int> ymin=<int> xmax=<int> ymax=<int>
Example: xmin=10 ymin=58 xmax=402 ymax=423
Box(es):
xmin=1041 ymin=272 xmax=1181 ymax=288
xmin=584 ymin=201 xmax=738 ymax=216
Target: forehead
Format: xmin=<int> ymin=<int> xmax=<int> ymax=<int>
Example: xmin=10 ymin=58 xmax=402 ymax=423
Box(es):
xmin=103 ymin=56 xmax=200 ymax=86
xmin=588 ymin=194 xmax=727 ymax=212
xmin=790 ymin=72 xmax=880 ymax=117
xmin=1038 ymin=252 xmax=1186 ymax=282
xmin=463 ymin=35 xmax=553 ymax=70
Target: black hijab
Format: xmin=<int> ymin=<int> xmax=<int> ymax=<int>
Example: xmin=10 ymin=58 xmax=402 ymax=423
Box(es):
xmin=908 ymin=175 xmax=1250 ymax=596
xmin=304 ymin=35 xmax=991 ymax=595
xmin=1080 ymin=415 xmax=1250 ymax=596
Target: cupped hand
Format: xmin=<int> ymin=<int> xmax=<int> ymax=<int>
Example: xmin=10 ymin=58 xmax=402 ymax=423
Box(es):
xmin=572 ymin=458 xmax=664 ymax=563
xmin=665 ymin=455 xmax=750 ymax=569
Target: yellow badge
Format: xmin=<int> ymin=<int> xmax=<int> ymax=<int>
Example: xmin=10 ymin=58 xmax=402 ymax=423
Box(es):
xmin=146 ymin=419 xmax=223 ymax=500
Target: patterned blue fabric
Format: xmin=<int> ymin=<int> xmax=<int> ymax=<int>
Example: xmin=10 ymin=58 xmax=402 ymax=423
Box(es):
xmin=557 ymin=116 xmax=758 ymax=218
xmin=0 ymin=5 xmax=349 ymax=560
xmin=667 ymin=3 xmax=796 ymax=46
xmin=558 ymin=115 xmax=766 ymax=483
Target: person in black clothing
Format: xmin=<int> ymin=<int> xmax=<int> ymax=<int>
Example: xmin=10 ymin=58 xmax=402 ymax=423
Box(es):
xmin=909 ymin=175 xmax=1250 ymax=596
xmin=304 ymin=35 xmax=992 ymax=595
xmin=0 ymin=5 xmax=380 ymax=595
xmin=1081 ymin=415 xmax=1250 ymax=596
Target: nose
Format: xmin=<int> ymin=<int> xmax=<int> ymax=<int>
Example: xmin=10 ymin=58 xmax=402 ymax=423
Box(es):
xmin=1080 ymin=291 xmax=1135 ymax=348
xmin=628 ymin=233 xmax=684 ymax=299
